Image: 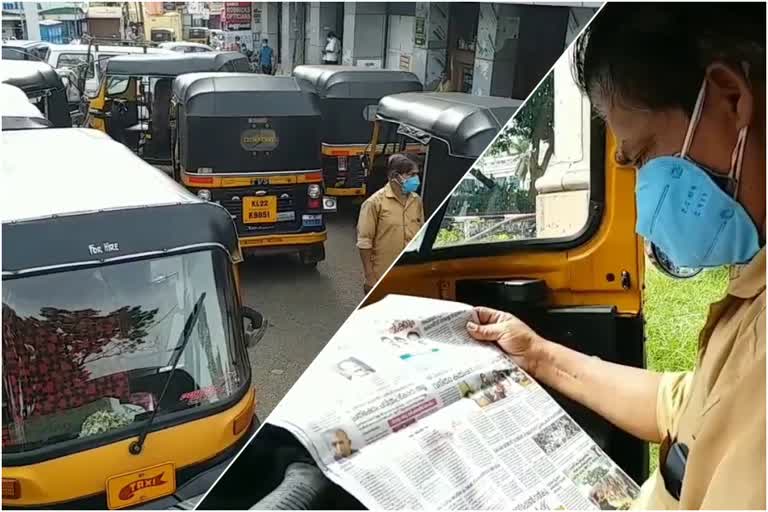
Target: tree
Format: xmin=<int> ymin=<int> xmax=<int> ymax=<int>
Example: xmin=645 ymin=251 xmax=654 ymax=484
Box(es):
xmin=488 ymin=72 xmax=555 ymax=199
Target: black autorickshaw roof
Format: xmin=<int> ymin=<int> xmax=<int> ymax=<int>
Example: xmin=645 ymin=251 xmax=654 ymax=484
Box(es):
xmin=173 ymin=73 xmax=322 ymax=117
xmin=293 ymin=65 xmax=423 ymax=99
xmin=105 ymin=51 xmax=248 ymax=77
xmin=376 ymin=92 xmax=523 ymax=158
xmin=0 ymin=60 xmax=65 ymax=94
xmin=2 ymin=128 xmax=240 ymax=275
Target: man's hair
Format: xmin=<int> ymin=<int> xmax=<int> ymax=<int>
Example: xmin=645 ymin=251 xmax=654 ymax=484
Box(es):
xmin=262 ymin=38 xmax=268 ymax=43
xmin=328 ymin=31 xmax=337 ymax=39
xmin=235 ymin=36 xmax=241 ymax=41
xmin=387 ymin=153 xmax=418 ymax=180
xmin=574 ymin=3 xmax=765 ymax=116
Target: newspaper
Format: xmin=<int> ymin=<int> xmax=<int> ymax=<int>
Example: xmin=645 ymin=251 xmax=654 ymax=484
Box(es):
xmin=270 ymin=295 xmax=640 ymax=510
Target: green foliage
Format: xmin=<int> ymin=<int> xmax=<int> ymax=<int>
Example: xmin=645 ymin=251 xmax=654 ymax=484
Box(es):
xmin=489 ymin=73 xmax=555 ymax=157
xmin=446 ymin=178 xmax=533 ymax=217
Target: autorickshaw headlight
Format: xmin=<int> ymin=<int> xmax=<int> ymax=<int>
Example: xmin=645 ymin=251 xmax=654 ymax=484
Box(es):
xmin=197 ymin=189 xmax=212 ymax=201
xmin=308 ymin=184 xmax=321 ymax=199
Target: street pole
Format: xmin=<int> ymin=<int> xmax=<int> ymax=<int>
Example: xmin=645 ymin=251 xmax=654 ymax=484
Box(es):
xmin=22 ymin=1 xmax=41 ymax=40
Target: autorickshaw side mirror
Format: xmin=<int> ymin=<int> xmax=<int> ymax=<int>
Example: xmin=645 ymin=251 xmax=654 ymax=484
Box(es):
xmin=241 ymin=306 xmax=267 ymax=347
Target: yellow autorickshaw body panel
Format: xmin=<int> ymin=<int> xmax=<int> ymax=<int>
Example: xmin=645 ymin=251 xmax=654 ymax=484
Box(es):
xmin=3 ymin=388 xmax=255 ymax=508
xmin=368 ymin=132 xmax=645 ymax=316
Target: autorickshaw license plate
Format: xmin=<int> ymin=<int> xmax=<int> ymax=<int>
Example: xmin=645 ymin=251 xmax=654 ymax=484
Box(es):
xmin=106 ymin=462 xmax=176 ymax=509
xmin=243 ymin=196 xmax=277 ymax=224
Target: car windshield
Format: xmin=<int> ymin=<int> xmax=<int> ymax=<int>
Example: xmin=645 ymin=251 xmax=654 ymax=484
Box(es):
xmin=2 ymin=250 xmax=247 ymax=456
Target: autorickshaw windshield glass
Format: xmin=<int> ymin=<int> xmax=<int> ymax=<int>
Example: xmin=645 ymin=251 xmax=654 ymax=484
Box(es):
xmin=1 ymin=250 xmax=246 ymax=456
xmin=433 ymin=54 xmax=592 ymax=248
xmin=106 ymin=75 xmax=130 ymax=96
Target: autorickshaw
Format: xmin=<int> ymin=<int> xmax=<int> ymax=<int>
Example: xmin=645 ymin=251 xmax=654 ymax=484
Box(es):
xmin=2 ymin=127 xmax=266 ymax=510
xmin=86 ymin=52 xmax=251 ymax=165
xmin=170 ymin=72 xmax=335 ymax=267
xmin=367 ymin=55 xmax=652 ymax=495
xmin=187 ymin=27 xmax=210 ymax=45
xmin=1 ymin=60 xmax=73 ymax=128
xmin=195 ymin=53 xmax=679 ymax=511
xmin=0 ymin=83 xmax=53 ymax=131
xmin=293 ymin=65 xmax=424 ymax=198
xmin=366 ymin=92 xmax=523 ymax=217
xmin=151 ymin=28 xmax=176 ymax=43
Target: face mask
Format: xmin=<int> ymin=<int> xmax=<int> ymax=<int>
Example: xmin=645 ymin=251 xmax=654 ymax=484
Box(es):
xmin=635 ymin=77 xmax=760 ymax=268
xmin=400 ymin=175 xmax=420 ymax=194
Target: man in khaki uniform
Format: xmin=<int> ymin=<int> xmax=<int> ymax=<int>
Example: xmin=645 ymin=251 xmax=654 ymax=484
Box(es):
xmin=466 ymin=4 xmax=765 ymax=509
xmin=357 ymin=154 xmax=424 ymax=293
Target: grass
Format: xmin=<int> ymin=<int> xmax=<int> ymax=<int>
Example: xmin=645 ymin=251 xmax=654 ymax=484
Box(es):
xmin=643 ymin=263 xmax=729 ymax=472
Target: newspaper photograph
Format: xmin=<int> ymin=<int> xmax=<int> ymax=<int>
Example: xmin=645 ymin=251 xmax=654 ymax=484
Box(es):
xmin=270 ymin=295 xmax=640 ymax=510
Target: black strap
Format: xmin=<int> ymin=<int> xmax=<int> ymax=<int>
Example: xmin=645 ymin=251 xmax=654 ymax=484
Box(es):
xmin=661 ymin=441 xmax=689 ymax=500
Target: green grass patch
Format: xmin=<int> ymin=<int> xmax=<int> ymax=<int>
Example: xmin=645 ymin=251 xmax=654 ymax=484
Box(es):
xmin=643 ymin=264 xmax=729 ymax=472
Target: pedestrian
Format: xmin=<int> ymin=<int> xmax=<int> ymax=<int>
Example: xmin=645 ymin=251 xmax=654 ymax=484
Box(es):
xmin=230 ymin=35 xmax=246 ymax=54
xmin=436 ymin=69 xmax=456 ymax=92
xmin=357 ymin=154 xmax=424 ymax=294
xmin=257 ymin=38 xmax=274 ymax=75
xmin=323 ymin=31 xmax=341 ymax=65
xmin=467 ymin=4 xmax=765 ymax=509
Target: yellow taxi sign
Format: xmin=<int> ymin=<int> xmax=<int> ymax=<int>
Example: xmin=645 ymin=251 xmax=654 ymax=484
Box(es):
xmin=106 ymin=462 xmax=176 ymax=510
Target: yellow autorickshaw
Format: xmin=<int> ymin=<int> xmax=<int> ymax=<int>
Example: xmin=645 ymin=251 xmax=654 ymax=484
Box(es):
xmin=366 ymin=54 xmax=654 ymax=490
xmin=171 ymin=72 xmax=336 ymax=267
xmin=2 ymin=127 xmax=266 ymax=509
xmin=293 ymin=66 xmax=424 ymax=199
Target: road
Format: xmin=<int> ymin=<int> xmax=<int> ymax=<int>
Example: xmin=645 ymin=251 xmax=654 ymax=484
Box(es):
xmin=240 ymin=201 xmax=364 ymax=419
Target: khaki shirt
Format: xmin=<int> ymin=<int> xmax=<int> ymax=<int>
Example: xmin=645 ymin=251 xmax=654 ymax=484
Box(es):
xmin=356 ymin=182 xmax=424 ymax=283
xmin=634 ymin=248 xmax=766 ymax=510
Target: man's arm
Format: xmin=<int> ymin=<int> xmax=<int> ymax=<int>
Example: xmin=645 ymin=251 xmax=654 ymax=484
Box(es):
xmin=356 ymin=200 xmax=378 ymax=287
xmin=530 ymin=339 xmax=663 ymax=443
xmin=469 ymin=309 xmax=666 ymax=443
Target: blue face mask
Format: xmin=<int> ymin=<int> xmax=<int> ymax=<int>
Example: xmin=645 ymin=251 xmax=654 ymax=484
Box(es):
xmin=635 ymin=80 xmax=760 ymax=268
xmin=401 ymin=175 xmax=420 ymax=194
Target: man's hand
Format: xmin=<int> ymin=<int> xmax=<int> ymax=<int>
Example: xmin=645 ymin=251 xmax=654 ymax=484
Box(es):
xmin=467 ymin=307 xmax=544 ymax=374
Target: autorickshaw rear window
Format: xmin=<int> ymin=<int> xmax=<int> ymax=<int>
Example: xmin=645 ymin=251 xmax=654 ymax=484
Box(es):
xmin=432 ymin=59 xmax=594 ymax=250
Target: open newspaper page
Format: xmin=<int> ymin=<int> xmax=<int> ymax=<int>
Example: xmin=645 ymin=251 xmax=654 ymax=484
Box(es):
xmin=270 ymin=295 xmax=639 ymax=510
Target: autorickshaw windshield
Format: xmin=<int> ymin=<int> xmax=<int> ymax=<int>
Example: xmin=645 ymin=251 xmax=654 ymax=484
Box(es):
xmin=2 ymin=250 xmax=247 ymax=458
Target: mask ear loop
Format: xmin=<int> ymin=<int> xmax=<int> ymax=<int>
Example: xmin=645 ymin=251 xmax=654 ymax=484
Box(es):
xmin=681 ymin=80 xmax=708 ymax=158
xmin=730 ymin=126 xmax=749 ymax=198
xmin=729 ymin=62 xmax=752 ymax=199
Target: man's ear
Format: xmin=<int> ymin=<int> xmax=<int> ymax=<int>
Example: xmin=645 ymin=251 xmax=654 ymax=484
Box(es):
xmin=706 ymin=62 xmax=755 ymax=130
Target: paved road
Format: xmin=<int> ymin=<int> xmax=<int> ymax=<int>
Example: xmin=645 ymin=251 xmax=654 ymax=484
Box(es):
xmin=240 ymin=201 xmax=364 ymax=419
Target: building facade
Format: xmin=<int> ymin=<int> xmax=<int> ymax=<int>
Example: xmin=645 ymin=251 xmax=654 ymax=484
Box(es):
xmin=248 ymin=2 xmax=599 ymax=98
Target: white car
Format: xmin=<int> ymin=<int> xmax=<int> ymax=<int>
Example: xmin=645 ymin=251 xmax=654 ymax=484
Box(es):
xmin=158 ymin=41 xmax=213 ymax=53
xmin=46 ymin=44 xmax=172 ymax=97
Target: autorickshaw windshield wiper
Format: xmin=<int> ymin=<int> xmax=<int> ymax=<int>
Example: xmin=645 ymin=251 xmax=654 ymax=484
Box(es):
xmin=129 ymin=292 xmax=207 ymax=455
